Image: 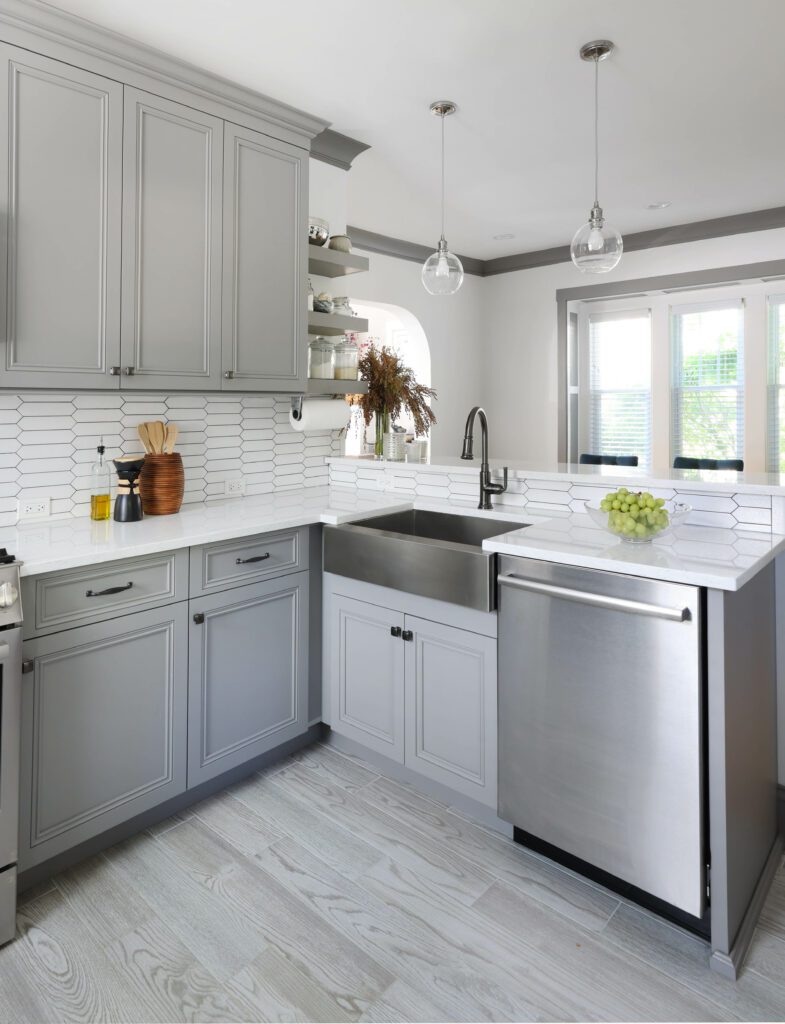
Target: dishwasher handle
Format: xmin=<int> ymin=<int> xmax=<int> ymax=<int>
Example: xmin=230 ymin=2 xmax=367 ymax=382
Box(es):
xmin=498 ymin=573 xmax=690 ymax=622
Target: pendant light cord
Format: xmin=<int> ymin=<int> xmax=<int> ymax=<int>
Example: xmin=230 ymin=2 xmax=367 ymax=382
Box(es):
xmin=440 ymin=111 xmax=446 ymax=241
xmin=593 ymin=56 xmax=599 ymax=205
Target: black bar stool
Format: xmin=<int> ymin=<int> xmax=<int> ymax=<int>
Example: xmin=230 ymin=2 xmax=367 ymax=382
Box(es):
xmin=673 ymin=457 xmax=744 ymax=471
xmin=579 ymin=454 xmax=639 ymax=467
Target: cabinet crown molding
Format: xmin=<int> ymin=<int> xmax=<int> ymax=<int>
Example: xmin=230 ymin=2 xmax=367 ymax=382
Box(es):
xmin=0 ymin=0 xmax=329 ymax=146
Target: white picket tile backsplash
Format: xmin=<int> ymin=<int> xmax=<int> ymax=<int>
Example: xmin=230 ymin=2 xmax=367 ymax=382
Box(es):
xmin=0 ymin=392 xmax=343 ymax=527
xmin=327 ymin=459 xmax=776 ymax=531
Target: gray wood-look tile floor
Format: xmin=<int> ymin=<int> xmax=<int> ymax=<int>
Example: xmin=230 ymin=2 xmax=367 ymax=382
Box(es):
xmin=2 ymin=742 xmax=784 ymax=1023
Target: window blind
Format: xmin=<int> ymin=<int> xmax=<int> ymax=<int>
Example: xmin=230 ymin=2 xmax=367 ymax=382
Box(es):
xmin=767 ymin=295 xmax=785 ymax=472
xmin=671 ymin=300 xmax=744 ymax=464
xmin=588 ymin=310 xmax=652 ymax=466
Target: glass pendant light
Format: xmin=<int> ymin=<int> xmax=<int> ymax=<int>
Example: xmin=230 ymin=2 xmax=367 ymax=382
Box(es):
xmin=422 ymin=101 xmax=464 ymax=295
xmin=571 ymin=40 xmax=623 ymax=273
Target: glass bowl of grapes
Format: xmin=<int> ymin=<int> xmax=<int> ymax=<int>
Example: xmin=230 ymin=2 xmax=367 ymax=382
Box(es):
xmin=585 ymin=488 xmax=691 ymax=543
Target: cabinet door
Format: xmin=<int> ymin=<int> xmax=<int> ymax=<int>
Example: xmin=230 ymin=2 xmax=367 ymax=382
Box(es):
xmin=120 ymin=88 xmax=223 ymax=389
xmin=404 ymin=615 xmax=497 ymax=806
xmin=19 ymin=603 xmax=188 ymax=870
xmin=328 ymin=593 xmax=405 ymax=762
xmin=188 ymin=572 xmax=309 ymax=786
xmin=0 ymin=44 xmax=122 ymax=388
xmin=221 ymin=123 xmax=307 ymax=391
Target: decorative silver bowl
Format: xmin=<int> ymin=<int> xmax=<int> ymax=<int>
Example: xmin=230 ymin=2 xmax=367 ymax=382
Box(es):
xmin=308 ymin=217 xmax=329 ymax=246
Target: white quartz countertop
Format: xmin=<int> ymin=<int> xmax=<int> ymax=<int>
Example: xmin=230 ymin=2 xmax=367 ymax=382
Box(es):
xmin=4 ymin=484 xmax=782 ymax=590
xmin=482 ymin=512 xmax=785 ymax=591
xmin=6 ymin=487 xmax=412 ymax=577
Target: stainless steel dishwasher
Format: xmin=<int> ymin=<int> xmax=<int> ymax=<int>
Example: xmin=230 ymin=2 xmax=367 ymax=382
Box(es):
xmin=497 ymin=555 xmax=706 ymax=921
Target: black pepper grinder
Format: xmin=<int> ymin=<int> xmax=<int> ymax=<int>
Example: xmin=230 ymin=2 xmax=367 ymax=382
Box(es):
xmin=112 ymin=456 xmax=146 ymax=522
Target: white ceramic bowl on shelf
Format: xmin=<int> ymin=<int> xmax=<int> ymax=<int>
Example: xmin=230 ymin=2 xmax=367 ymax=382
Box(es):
xmin=585 ymin=499 xmax=691 ymax=543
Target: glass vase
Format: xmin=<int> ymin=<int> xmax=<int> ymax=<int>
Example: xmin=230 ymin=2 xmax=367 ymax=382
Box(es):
xmin=374 ymin=411 xmax=389 ymax=459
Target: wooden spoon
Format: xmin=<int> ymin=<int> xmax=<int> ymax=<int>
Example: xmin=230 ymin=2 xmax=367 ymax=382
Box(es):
xmin=148 ymin=421 xmax=165 ymax=454
xmin=137 ymin=422 xmax=152 ymax=453
xmin=164 ymin=423 xmax=178 ymax=453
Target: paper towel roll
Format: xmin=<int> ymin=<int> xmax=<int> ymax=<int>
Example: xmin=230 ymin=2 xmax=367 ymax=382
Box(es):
xmin=289 ymin=398 xmax=350 ymax=432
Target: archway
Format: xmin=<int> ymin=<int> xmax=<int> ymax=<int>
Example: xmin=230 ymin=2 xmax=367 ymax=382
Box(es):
xmin=344 ymin=300 xmax=431 ymax=456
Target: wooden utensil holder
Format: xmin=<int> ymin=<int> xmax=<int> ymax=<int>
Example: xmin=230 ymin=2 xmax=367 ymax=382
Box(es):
xmin=139 ymin=453 xmax=185 ymax=515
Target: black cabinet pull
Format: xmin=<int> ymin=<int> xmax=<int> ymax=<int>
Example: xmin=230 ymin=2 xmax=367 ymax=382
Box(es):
xmin=401 ymin=629 xmax=414 ymax=642
xmin=235 ymin=553 xmax=270 ymax=565
xmin=390 ymin=626 xmax=402 ymax=638
xmin=86 ymin=581 xmax=133 ymax=597
xmin=193 ymin=612 xmax=205 ymax=624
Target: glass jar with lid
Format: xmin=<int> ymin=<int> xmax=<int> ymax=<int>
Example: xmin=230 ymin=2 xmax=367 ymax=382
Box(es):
xmin=333 ymin=335 xmax=359 ymax=380
xmin=308 ymin=336 xmax=334 ymax=379
xmin=332 ymin=296 xmax=356 ymax=317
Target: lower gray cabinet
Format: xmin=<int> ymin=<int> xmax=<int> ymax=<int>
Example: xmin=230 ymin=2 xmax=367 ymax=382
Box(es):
xmin=324 ymin=578 xmax=497 ymax=808
xmin=404 ymin=615 xmax=497 ymax=805
xmin=187 ymin=571 xmax=309 ymax=786
xmin=328 ymin=593 xmax=405 ymax=763
xmin=19 ymin=603 xmax=188 ymax=869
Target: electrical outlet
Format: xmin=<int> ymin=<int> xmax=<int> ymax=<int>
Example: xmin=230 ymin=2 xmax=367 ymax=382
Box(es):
xmin=225 ymin=479 xmax=245 ymax=497
xmin=18 ymin=497 xmax=51 ymax=520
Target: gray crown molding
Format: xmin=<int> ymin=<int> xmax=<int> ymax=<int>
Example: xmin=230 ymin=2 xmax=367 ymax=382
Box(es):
xmin=311 ymin=129 xmax=370 ymax=170
xmin=485 ymin=205 xmax=785 ymax=276
xmin=351 ymin=205 xmax=785 ymax=278
xmin=347 ymin=225 xmax=485 ymax=278
xmin=1 ymin=0 xmax=328 ymax=145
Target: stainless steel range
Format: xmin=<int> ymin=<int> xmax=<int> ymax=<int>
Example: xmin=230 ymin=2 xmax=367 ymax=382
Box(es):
xmin=0 ymin=551 xmax=23 ymax=946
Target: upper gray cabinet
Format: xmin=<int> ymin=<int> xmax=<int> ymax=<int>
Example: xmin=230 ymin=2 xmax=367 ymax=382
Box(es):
xmin=221 ymin=123 xmax=307 ymax=391
xmin=0 ymin=44 xmax=122 ymax=389
xmin=121 ymin=88 xmax=224 ymax=390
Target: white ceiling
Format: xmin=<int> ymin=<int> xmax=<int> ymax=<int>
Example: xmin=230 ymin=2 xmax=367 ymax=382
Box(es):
xmin=46 ymin=0 xmax=785 ymax=259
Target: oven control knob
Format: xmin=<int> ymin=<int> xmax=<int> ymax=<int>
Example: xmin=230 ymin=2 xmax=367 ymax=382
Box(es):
xmin=0 ymin=581 xmax=19 ymax=608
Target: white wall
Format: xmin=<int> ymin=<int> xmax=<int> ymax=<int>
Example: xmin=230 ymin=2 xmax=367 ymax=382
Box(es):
xmin=309 ymin=159 xmax=485 ymax=458
xmin=482 ymin=226 xmax=785 ymax=462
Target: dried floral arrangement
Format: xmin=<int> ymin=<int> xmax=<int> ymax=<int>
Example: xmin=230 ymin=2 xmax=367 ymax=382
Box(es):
xmin=350 ymin=345 xmax=437 ymax=436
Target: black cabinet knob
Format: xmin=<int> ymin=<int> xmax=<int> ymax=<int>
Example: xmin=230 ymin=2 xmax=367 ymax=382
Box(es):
xmin=390 ymin=626 xmax=401 ymax=638
xmin=401 ymin=629 xmax=414 ymax=642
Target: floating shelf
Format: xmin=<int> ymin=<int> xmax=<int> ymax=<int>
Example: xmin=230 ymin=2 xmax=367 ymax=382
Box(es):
xmin=308 ymin=310 xmax=369 ymax=336
xmin=308 ymin=247 xmax=370 ymax=278
xmin=305 ymin=379 xmax=367 ymax=396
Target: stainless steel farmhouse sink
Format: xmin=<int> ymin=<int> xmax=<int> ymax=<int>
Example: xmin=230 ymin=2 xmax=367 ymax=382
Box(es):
xmin=323 ymin=509 xmax=527 ymax=611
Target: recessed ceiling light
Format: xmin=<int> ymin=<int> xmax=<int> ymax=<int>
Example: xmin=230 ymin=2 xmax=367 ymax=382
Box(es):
xmin=646 ymin=201 xmax=671 ymax=210
xmin=493 ymin=232 xmax=515 ymax=240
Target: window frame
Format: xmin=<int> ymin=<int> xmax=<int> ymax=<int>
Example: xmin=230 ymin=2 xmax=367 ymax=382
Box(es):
xmin=578 ymin=305 xmax=653 ymax=467
xmin=568 ymin=280 xmax=773 ymax=472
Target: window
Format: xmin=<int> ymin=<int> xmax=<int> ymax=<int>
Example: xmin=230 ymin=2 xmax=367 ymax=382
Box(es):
xmin=768 ymin=296 xmax=785 ymax=471
xmin=587 ymin=310 xmax=652 ymax=465
xmin=671 ymin=301 xmax=744 ymax=463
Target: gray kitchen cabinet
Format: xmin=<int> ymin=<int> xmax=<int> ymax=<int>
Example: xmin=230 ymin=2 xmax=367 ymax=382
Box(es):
xmin=324 ymin=575 xmax=497 ymax=805
xmin=0 ymin=44 xmax=122 ymax=389
xmin=328 ymin=592 xmax=405 ymax=763
xmin=404 ymin=615 xmax=497 ymax=806
xmin=221 ymin=122 xmax=307 ymax=391
xmin=120 ymin=88 xmax=224 ymax=390
xmin=188 ymin=571 xmax=309 ymax=786
xmin=18 ymin=602 xmax=188 ymax=870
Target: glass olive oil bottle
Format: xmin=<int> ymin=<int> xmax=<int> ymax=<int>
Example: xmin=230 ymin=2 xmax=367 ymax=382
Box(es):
xmin=90 ymin=438 xmax=111 ymax=521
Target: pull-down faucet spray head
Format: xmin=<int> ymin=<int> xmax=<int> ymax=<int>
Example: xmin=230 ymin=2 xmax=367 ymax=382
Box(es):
xmin=461 ymin=435 xmax=474 ymax=460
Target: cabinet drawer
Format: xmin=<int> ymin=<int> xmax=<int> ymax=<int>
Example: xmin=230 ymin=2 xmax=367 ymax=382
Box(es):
xmin=22 ymin=550 xmax=188 ymax=639
xmin=190 ymin=528 xmax=307 ymax=596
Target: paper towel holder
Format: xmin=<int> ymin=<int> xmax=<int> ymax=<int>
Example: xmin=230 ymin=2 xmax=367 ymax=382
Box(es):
xmin=290 ymin=394 xmax=343 ymax=421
